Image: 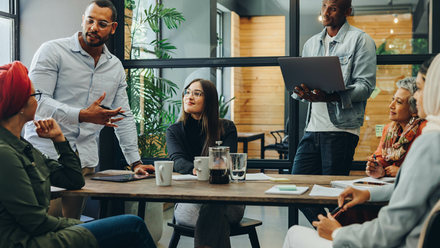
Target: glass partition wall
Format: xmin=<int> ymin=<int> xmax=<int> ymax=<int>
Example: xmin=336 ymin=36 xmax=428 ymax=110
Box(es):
xmin=111 ymin=0 xmax=438 ymax=171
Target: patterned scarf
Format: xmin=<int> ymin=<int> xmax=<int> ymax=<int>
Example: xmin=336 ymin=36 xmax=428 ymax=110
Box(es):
xmin=382 ymin=117 xmax=423 ymax=162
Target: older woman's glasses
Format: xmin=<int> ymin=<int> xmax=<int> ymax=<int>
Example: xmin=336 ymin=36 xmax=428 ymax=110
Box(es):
xmin=30 ymin=90 xmax=42 ymax=101
xmin=184 ymin=89 xmax=204 ymax=98
xmin=84 ymin=17 xmax=115 ymax=30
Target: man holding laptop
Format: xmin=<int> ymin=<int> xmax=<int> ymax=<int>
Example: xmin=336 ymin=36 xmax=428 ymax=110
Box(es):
xmin=291 ymin=1 xmax=376 ymax=179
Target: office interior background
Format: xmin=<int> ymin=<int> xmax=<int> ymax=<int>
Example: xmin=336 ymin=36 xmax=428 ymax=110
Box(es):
xmin=1 ymin=0 xmax=438 ymax=246
xmin=2 ymin=0 xmax=437 ymax=171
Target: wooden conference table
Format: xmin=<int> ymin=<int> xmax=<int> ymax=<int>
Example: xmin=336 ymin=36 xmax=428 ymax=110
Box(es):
xmin=52 ymin=172 xmax=387 ymax=227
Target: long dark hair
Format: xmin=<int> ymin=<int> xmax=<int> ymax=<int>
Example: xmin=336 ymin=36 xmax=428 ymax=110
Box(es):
xmin=178 ymin=78 xmax=224 ymax=155
xmin=419 ymin=57 xmax=434 ymax=81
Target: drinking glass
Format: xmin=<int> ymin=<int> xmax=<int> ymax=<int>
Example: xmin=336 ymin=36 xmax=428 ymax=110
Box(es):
xmin=229 ymin=153 xmax=247 ymax=182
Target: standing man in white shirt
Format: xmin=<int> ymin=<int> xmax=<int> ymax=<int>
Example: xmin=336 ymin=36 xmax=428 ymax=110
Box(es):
xmin=24 ymin=0 xmax=154 ymax=219
xmin=291 ymin=0 xmax=376 ymax=223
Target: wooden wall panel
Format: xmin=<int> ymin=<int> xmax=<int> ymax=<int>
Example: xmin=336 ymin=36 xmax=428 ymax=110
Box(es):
xmin=230 ymin=16 xmax=285 ymax=159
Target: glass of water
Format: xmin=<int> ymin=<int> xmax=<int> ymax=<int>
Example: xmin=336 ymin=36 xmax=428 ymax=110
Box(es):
xmin=229 ymin=153 xmax=247 ymax=182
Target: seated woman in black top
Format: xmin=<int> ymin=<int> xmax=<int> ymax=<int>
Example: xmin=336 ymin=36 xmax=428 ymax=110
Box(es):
xmin=166 ymin=78 xmax=244 ymax=248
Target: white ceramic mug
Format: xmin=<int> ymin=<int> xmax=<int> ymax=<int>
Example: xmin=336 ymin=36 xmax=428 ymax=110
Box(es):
xmin=154 ymin=161 xmax=174 ymax=186
xmin=194 ymin=156 xmax=209 ymax=181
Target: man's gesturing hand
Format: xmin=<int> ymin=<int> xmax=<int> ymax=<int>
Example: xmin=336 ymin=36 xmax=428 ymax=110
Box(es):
xmin=79 ymin=92 xmax=125 ymax=127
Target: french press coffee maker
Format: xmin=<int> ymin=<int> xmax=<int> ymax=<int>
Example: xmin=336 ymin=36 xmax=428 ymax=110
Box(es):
xmin=208 ymin=141 xmax=230 ymax=184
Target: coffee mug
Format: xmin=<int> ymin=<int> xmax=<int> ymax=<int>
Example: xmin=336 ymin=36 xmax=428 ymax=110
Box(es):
xmin=194 ymin=157 xmax=209 ymax=181
xmin=154 ymin=161 xmax=174 ymax=186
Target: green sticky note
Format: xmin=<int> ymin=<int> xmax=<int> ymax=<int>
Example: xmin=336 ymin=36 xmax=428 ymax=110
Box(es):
xmin=375 ymin=125 xmax=386 ymax=137
xmin=277 ymin=185 xmax=297 ymax=191
xmin=370 ymin=86 xmax=381 ymax=99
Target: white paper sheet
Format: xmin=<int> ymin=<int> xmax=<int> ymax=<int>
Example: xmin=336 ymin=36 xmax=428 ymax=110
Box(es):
xmin=245 ymin=173 xmax=274 ymax=181
xmin=50 ymin=186 xmax=66 ymax=192
xmin=265 ymin=185 xmax=309 ymax=195
xmin=172 ymin=175 xmax=198 ymax=181
xmin=308 ymin=184 xmax=344 ymax=197
xmin=331 ymin=176 xmax=394 ymax=190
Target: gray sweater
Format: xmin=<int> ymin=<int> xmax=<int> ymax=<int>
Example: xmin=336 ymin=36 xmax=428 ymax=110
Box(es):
xmin=166 ymin=119 xmax=238 ymax=174
xmin=334 ymin=132 xmax=440 ymax=248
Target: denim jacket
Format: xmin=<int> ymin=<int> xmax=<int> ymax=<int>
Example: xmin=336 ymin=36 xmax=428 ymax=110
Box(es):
xmin=292 ymin=20 xmax=377 ymax=129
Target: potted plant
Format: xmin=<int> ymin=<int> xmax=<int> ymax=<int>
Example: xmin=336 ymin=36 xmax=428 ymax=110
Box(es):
xmin=124 ymin=1 xmax=185 ymax=158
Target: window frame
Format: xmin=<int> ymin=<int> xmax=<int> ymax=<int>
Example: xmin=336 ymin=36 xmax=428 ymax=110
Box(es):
xmin=112 ymin=0 xmax=440 ymax=172
xmin=0 ymin=0 xmax=19 ymax=62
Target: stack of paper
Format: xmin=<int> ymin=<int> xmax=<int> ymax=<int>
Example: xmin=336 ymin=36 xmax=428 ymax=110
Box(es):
xmin=265 ymin=185 xmax=309 ymax=195
xmin=331 ymin=177 xmax=394 ymax=190
xmin=309 ymin=184 xmax=343 ymax=197
xmin=245 ymin=173 xmax=274 ymax=181
xmin=172 ymin=175 xmax=197 ymax=181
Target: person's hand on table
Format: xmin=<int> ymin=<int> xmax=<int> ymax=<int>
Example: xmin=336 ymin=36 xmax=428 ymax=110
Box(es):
xmin=293 ymin=84 xmax=327 ymax=102
xmin=133 ymin=164 xmax=155 ymax=175
xmin=365 ymin=156 xmax=385 ymax=178
xmin=193 ymin=168 xmax=197 ymax=176
xmin=384 ymin=165 xmax=399 ymax=177
xmin=34 ymin=118 xmax=66 ymax=143
xmin=312 ymin=213 xmax=342 ymax=241
xmin=338 ymin=186 xmax=370 ymax=211
xmin=79 ymin=92 xmax=124 ymax=127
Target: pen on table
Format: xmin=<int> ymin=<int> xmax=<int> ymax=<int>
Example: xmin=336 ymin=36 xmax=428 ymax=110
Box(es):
xmin=99 ymin=105 xmax=127 ymax=117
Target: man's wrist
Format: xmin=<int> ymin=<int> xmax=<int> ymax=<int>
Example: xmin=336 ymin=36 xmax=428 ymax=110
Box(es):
xmin=130 ymin=160 xmax=143 ymax=172
xmin=79 ymin=109 xmax=86 ymax=123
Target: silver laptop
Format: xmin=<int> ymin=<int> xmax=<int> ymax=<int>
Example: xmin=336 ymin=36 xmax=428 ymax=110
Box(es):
xmin=278 ymin=56 xmax=345 ymax=92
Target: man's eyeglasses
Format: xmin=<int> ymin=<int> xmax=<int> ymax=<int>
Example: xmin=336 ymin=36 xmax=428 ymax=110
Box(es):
xmin=84 ymin=17 xmax=115 ymax=30
xmin=30 ymin=90 xmax=42 ymax=101
xmin=184 ymin=89 xmax=204 ymax=98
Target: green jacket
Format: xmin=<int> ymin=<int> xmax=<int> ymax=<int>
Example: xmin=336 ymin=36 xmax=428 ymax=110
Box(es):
xmin=0 ymin=126 xmax=99 ymax=248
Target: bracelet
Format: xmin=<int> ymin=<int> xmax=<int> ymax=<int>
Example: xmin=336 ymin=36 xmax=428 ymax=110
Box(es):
xmin=130 ymin=160 xmax=143 ymax=172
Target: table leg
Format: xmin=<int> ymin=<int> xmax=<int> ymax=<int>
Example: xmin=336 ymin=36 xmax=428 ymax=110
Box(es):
xmin=288 ymin=206 xmax=298 ymax=227
xmin=99 ymin=199 xmax=109 ymax=219
xmin=260 ymin=135 xmax=265 ymax=159
xmin=138 ymin=200 xmax=146 ymax=219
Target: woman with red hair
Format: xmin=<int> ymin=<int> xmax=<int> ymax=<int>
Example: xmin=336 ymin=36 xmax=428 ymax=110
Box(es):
xmin=0 ymin=61 xmax=156 ymax=248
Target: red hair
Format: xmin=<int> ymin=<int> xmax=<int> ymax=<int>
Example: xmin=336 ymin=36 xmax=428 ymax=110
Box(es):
xmin=0 ymin=61 xmax=32 ymax=121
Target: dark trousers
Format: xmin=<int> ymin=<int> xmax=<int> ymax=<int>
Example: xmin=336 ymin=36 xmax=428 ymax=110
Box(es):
xmin=292 ymin=132 xmax=359 ymax=223
xmin=292 ymin=132 xmax=359 ymax=175
xmin=79 ymin=214 xmax=156 ymax=248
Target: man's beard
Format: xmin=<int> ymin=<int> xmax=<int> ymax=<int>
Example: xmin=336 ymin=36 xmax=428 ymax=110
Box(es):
xmin=82 ymin=31 xmax=109 ymax=47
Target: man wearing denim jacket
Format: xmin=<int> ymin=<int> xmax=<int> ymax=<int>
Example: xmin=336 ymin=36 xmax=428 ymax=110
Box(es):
xmin=291 ymin=0 xmax=376 ymax=180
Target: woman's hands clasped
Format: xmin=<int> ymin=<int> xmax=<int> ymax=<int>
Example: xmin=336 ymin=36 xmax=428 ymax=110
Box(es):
xmin=34 ymin=118 xmax=65 ymax=143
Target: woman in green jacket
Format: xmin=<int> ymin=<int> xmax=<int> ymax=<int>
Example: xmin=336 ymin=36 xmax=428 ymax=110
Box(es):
xmin=0 ymin=61 xmax=156 ymax=248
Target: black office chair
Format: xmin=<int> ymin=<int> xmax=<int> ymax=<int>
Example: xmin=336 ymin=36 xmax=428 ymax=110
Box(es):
xmin=167 ymin=216 xmax=262 ymax=248
xmin=419 ymin=199 xmax=440 ymax=248
xmin=264 ymin=118 xmax=289 ymax=159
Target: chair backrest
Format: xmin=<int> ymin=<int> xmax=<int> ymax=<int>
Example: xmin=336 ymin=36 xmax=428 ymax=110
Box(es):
xmin=417 ymin=198 xmax=440 ymax=248
xmin=282 ymin=117 xmax=289 ymax=144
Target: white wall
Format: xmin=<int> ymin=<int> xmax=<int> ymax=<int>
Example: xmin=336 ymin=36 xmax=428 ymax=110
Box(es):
xmin=20 ymin=0 xmax=90 ymax=67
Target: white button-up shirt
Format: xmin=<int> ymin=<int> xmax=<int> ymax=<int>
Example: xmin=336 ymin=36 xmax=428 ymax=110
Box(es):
xmin=24 ymin=32 xmax=140 ymax=168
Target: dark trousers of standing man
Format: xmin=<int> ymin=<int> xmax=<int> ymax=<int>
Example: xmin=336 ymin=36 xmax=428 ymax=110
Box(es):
xmin=292 ymin=131 xmax=359 ymax=223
